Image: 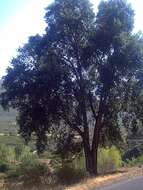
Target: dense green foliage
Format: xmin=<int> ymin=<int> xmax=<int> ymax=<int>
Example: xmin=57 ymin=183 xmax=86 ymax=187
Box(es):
xmin=1 ymin=0 xmax=143 ymax=175
xmin=0 ymin=161 xmax=9 ymax=173
xmin=55 ymin=164 xmax=86 ymax=185
xmin=0 ymin=144 xmax=142 ymax=188
xmin=0 ymin=144 xmax=15 ymax=163
xmin=8 ymin=158 xmax=48 ymax=179
xmin=98 ymin=146 xmax=122 ymax=174
xmin=0 ymin=144 xmax=48 ymax=182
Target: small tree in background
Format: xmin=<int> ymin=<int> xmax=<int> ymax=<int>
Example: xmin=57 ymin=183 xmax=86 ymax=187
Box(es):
xmin=1 ymin=0 xmax=143 ymax=175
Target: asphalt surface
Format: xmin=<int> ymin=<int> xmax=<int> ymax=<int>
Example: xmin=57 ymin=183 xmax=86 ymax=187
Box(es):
xmin=95 ymin=176 xmax=143 ymax=190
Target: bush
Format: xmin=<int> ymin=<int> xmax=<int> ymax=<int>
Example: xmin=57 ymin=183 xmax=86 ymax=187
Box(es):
xmin=122 ymin=147 xmax=141 ymax=162
xmin=7 ymin=145 xmax=48 ymax=179
xmin=137 ymin=154 xmax=143 ymax=164
xmin=72 ymin=153 xmax=85 ymax=170
xmin=19 ymin=146 xmax=47 ymax=176
xmin=124 ymin=154 xmax=143 ymax=167
xmin=18 ymin=145 xmax=34 ymax=162
xmin=14 ymin=144 xmax=26 ymax=160
xmin=0 ymin=144 xmax=15 ymax=163
xmin=21 ymin=159 xmax=48 ymax=176
xmin=56 ymin=163 xmax=86 ymax=185
xmin=7 ymin=156 xmax=48 ymax=179
xmin=72 ymin=146 xmax=122 ymax=175
xmin=6 ymin=166 xmax=20 ymax=178
xmin=124 ymin=158 xmax=137 ymax=167
xmin=0 ymin=161 xmax=9 ymax=173
xmin=98 ymin=146 xmax=122 ymax=174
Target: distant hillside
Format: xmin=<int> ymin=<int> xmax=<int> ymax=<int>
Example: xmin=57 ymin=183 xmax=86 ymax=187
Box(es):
xmin=0 ymin=80 xmax=17 ymax=134
xmin=0 ymin=106 xmax=17 ymax=134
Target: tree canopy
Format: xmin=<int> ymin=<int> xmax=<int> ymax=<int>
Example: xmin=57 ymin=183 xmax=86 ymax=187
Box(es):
xmin=1 ymin=0 xmax=143 ymax=175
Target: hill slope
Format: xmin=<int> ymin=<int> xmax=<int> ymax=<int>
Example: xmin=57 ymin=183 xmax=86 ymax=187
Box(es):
xmin=0 ymin=106 xmax=17 ymax=134
xmin=0 ymin=80 xmax=17 ymax=134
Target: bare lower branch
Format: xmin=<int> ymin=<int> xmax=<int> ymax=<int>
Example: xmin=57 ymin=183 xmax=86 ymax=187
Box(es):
xmin=88 ymin=92 xmax=97 ymax=119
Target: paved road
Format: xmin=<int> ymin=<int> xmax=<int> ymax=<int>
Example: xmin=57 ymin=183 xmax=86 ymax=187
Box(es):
xmin=95 ymin=176 xmax=143 ymax=190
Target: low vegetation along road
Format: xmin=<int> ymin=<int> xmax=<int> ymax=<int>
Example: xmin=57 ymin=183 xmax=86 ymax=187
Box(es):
xmin=96 ymin=176 xmax=143 ymax=190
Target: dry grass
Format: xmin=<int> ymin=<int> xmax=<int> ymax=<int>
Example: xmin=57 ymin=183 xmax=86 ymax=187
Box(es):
xmin=66 ymin=173 xmax=123 ymax=190
xmin=66 ymin=166 xmax=143 ymax=190
xmin=0 ymin=167 xmax=143 ymax=190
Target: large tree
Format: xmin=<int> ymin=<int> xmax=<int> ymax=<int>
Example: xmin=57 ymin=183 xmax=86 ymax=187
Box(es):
xmin=1 ymin=0 xmax=143 ymax=175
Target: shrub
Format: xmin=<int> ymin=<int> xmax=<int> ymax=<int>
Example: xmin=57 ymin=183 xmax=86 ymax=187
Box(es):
xmin=0 ymin=144 xmax=15 ymax=163
xmin=72 ymin=153 xmax=85 ymax=170
xmin=0 ymin=161 xmax=9 ymax=173
xmin=18 ymin=146 xmax=33 ymax=162
xmin=7 ymin=156 xmax=48 ymax=179
xmin=122 ymin=147 xmax=141 ymax=162
xmin=21 ymin=159 xmax=48 ymax=176
xmin=124 ymin=154 xmax=143 ymax=167
xmin=7 ymin=144 xmax=48 ymax=178
xmin=109 ymin=146 xmax=122 ymax=171
xmin=137 ymin=154 xmax=143 ymax=164
xmin=0 ymin=144 xmax=8 ymax=162
xmin=56 ymin=163 xmax=86 ymax=185
xmin=6 ymin=165 xmax=21 ymax=178
xmin=8 ymin=147 xmax=16 ymax=163
xmin=124 ymin=158 xmax=137 ymax=167
xmin=98 ymin=146 xmax=122 ymax=174
xmin=14 ymin=144 xmax=26 ymax=160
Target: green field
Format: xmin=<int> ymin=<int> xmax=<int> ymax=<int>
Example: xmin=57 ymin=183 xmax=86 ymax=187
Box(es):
xmin=0 ymin=80 xmax=18 ymax=135
xmin=0 ymin=106 xmax=17 ymax=134
xmin=0 ymin=135 xmax=22 ymax=146
xmin=0 ymin=80 xmax=22 ymax=145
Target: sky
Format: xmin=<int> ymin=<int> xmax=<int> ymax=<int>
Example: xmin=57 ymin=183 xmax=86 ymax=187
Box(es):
xmin=0 ymin=0 xmax=143 ymax=76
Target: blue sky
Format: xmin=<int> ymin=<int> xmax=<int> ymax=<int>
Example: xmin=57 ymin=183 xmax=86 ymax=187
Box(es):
xmin=0 ymin=0 xmax=143 ymax=76
xmin=0 ymin=0 xmax=23 ymax=27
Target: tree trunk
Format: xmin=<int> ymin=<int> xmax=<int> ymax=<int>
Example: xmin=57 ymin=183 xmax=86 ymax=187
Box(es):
xmin=84 ymin=144 xmax=98 ymax=176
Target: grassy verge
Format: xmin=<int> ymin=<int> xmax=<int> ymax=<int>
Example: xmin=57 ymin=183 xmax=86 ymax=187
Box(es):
xmin=0 ymin=144 xmax=142 ymax=190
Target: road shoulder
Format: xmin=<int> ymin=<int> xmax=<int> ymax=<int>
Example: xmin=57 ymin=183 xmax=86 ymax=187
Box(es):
xmin=66 ymin=166 xmax=143 ymax=190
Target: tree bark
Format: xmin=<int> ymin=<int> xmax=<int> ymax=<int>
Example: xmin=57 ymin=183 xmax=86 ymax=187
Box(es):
xmin=85 ymin=88 xmax=107 ymax=176
xmin=83 ymin=139 xmax=99 ymax=176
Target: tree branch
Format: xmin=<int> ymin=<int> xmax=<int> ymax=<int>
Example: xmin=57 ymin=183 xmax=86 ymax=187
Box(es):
xmin=63 ymin=114 xmax=83 ymax=137
xmin=88 ymin=92 xmax=97 ymax=119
